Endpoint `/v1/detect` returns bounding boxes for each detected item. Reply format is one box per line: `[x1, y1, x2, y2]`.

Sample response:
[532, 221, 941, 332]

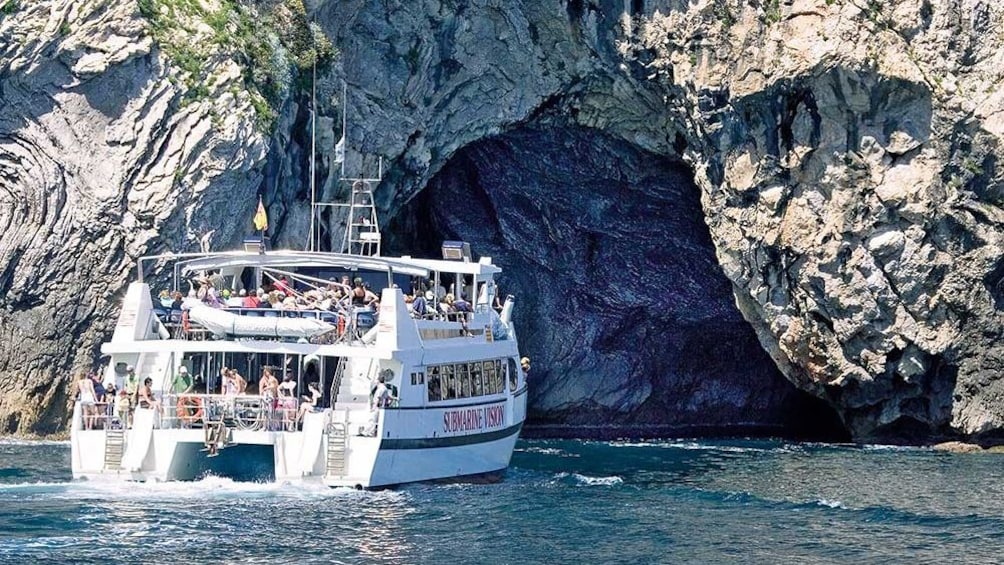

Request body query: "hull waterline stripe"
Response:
[381, 423, 523, 450]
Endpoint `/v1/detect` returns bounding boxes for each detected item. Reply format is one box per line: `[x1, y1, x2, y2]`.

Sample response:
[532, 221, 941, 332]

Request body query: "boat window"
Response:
[443, 365, 456, 400]
[471, 363, 483, 397]
[427, 367, 441, 402]
[493, 360, 504, 394]
[483, 361, 497, 395]
[411, 371, 424, 385]
[508, 358, 518, 391]
[457, 363, 471, 398]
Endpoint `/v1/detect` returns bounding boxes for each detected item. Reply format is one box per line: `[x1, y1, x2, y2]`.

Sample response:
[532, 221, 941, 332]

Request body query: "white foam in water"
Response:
[816, 498, 846, 509]
[605, 440, 781, 454]
[0, 475, 405, 502]
[518, 446, 580, 458]
[552, 472, 623, 486]
[0, 438, 70, 447]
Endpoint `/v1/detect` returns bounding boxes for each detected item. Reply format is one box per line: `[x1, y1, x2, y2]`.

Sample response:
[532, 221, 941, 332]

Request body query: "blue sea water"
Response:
[1, 438, 1003, 564]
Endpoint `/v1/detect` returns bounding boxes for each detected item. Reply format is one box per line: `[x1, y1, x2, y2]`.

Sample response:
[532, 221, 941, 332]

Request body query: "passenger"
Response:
[279, 372, 296, 397]
[371, 374, 396, 409]
[75, 372, 97, 430]
[225, 289, 244, 308]
[124, 365, 139, 403]
[259, 367, 278, 399]
[218, 366, 230, 394]
[91, 373, 106, 427]
[231, 369, 247, 394]
[104, 383, 117, 421]
[171, 291, 184, 311]
[209, 270, 226, 291]
[138, 377, 161, 412]
[260, 368, 279, 429]
[279, 372, 297, 430]
[115, 388, 130, 428]
[297, 382, 323, 425]
[521, 357, 531, 377]
[243, 288, 261, 308]
[274, 276, 291, 295]
[363, 375, 396, 436]
[411, 291, 429, 318]
[172, 366, 193, 394]
[158, 290, 173, 308]
[351, 278, 367, 306]
[222, 371, 238, 396]
[439, 293, 456, 316]
[453, 293, 472, 313]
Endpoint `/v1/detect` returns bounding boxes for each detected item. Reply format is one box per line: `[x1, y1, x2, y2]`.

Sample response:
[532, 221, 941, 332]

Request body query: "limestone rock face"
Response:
[626, 0, 1004, 441]
[2, 0, 1003, 442]
[0, 0, 266, 433]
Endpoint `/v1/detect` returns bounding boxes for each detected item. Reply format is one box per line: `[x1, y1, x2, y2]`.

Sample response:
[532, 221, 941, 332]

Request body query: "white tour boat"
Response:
[70, 178, 528, 488]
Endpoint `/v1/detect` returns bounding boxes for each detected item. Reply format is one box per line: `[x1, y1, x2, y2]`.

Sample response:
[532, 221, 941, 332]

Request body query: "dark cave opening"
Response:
[387, 124, 848, 441]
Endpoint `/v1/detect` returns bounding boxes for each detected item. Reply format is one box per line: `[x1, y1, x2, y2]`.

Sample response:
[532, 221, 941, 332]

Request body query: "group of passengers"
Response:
[73, 366, 161, 430]
[156, 273, 382, 319]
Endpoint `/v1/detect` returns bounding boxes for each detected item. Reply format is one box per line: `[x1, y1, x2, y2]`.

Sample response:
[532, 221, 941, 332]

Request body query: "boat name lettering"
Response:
[442, 404, 505, 434]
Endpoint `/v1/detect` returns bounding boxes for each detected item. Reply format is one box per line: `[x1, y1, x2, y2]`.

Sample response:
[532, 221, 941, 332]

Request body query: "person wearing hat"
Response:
[172, 365, 193, 394]
[124, 365, 139, 400]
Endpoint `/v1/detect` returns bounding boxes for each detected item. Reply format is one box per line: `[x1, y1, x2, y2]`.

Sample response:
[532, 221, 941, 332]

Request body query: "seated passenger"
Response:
[411, 292, 429, 317]
[226, 289, 244, 308]
[242, 288, 260, 308]
[138, 378, 161, 412]
[274, 276, 291, 295]
[171, 291, 184, 311]
[439, 293, 456, 315]
[297, 382, 323, 425]
[453, 294, 472, 313]
[158, 290, 173, 309]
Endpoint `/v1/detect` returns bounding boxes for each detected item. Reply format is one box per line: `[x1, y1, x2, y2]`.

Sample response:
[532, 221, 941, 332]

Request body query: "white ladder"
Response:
[104, 427, 124, 470]
[325, 423, 347, 477]
[341, 180, 381, 256]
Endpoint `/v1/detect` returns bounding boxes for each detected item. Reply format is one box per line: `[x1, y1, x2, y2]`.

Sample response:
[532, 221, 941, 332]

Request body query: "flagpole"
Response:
[308, 55, 317, 252]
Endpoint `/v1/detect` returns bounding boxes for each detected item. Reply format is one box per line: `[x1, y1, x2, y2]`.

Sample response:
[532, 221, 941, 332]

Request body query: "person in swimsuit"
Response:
[138, 377, 161, 412]
[75, 372, 97, 430]
[296, 382, 323, 427]
[259, 368, 279, 430]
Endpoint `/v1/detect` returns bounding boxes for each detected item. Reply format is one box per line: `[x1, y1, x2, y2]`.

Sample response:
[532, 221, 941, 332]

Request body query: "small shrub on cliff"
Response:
[137, 0, 335, 131]
[0, 0, 19, 17]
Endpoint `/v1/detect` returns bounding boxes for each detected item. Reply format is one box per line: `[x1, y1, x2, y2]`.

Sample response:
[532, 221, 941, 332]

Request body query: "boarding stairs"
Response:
[325, 422, 347, 477]
[104, 427, 124, 471]
[341, 181, 381, 256]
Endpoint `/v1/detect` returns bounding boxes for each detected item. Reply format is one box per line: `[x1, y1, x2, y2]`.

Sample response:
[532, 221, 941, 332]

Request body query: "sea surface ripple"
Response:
[1, 438, 1002, 563]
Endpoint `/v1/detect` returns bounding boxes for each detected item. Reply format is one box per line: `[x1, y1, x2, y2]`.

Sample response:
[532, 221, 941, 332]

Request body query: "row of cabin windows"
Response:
[418, 359, 519, 402]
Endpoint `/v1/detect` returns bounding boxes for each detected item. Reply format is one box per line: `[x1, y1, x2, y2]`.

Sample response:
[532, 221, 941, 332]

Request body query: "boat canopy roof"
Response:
[138, 250, 502, 282]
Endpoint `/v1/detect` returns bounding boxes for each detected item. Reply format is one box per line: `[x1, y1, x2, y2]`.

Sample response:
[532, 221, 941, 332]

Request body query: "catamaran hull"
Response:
[71, 426, 523, 489]
[325, 424, 523, 489]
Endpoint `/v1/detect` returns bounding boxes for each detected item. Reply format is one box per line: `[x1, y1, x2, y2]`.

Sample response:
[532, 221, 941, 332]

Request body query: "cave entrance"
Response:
[387, 124, 847, 441]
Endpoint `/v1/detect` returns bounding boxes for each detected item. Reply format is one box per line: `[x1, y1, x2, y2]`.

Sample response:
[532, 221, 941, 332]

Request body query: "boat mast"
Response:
[307, 57, 317, 252]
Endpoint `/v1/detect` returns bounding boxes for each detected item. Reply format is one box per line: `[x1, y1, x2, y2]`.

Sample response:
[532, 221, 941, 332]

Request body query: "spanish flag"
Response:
[253, 196, 268, 231]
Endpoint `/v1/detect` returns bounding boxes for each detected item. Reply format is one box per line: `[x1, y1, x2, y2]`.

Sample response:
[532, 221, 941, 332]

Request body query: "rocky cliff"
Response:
[1, 0, 1000, 442]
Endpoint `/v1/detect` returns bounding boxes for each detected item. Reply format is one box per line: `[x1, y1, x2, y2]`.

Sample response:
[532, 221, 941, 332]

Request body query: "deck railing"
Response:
[74, 394, 309, 432]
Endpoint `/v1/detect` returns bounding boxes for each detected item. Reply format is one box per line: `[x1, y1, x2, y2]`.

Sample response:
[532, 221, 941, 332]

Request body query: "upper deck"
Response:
[108, 247, 515, 358]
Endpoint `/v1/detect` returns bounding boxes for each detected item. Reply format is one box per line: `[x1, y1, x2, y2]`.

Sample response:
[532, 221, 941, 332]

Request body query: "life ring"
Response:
[176, 395, 204, 423]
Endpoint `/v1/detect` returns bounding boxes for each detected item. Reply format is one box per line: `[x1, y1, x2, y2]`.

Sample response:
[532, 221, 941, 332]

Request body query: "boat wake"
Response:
[0, 475, 405, 502]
